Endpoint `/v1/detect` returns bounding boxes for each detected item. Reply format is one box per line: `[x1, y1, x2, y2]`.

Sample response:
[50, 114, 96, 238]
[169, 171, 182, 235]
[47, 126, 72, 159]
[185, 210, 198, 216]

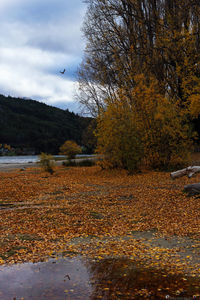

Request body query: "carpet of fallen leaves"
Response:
[0, 165, 200, 277]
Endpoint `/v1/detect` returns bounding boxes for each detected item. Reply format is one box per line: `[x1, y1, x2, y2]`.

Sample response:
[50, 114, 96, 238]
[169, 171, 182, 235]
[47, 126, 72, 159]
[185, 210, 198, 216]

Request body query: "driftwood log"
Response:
[170, 166, 200, 179]
[170, 166, 200, 196]
[183, 183, 200, 196]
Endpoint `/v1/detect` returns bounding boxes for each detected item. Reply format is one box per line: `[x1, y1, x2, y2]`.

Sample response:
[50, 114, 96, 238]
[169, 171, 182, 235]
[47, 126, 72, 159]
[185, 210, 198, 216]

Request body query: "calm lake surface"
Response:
[0, 155, 39, 164]
[0, 257, 199, 300]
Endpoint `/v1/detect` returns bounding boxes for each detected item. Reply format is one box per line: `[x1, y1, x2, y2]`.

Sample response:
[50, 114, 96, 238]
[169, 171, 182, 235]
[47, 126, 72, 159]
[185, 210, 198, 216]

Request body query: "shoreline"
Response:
[0, 161, 64, 172]
[0, 158, 96, 172]
[0, 162, 39, 172]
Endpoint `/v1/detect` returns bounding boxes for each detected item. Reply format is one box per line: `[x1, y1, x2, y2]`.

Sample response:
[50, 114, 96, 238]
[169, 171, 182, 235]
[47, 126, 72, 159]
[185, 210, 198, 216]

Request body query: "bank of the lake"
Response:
[0, 155, 96, 172]
[0, 166, 200, 298]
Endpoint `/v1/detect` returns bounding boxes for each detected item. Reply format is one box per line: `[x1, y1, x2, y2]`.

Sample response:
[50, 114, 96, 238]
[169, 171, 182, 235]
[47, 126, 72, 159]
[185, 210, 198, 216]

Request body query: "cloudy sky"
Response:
[0, 0, 87, 112]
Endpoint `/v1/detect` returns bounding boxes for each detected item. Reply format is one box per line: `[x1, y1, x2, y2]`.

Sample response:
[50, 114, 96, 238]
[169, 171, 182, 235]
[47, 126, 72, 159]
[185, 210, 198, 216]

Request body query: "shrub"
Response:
[39, 153, 55, 174]
[96, 75, 193, 171]
[59, 140, 82, 160]
[96, 102, 143, 173]
[77, 159, 95, 167]
[62, 159, 95, 167]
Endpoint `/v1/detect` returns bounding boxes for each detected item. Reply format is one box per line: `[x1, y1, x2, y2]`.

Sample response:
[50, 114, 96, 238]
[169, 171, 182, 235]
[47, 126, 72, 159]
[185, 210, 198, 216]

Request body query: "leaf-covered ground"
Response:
[0, 165, 200, 278]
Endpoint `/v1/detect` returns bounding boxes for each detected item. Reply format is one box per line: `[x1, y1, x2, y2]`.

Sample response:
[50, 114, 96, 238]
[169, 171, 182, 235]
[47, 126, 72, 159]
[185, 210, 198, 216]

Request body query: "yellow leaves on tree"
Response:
[78, 0, 200, 171]
[96, 75, 192, 171]
[96, 101, 143, 172]
[59, 140, 82, 160]
[172, 30, 200, 119]
[133, 75, 192, 168]
[189, 94, 200, 118]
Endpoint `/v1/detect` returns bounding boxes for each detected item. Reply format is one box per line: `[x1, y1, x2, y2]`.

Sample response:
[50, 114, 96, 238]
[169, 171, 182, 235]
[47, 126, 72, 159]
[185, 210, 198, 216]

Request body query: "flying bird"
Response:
[60, 69, 66, 74]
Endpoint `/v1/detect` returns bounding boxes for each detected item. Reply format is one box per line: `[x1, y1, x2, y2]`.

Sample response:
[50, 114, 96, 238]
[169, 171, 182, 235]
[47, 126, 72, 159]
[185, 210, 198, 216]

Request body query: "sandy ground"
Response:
[0, 160, 64, 172]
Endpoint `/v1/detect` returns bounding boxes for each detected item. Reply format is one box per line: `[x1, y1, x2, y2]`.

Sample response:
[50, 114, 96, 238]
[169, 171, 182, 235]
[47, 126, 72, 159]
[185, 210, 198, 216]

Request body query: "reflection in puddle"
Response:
[88, 258, 200, 299]
[0, 257, 199, 299]
[0, 257, 91, 300]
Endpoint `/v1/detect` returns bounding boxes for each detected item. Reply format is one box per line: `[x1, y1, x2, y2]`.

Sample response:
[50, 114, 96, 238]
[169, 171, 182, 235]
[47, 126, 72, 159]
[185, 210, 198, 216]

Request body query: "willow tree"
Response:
[78, 0, 200, 170]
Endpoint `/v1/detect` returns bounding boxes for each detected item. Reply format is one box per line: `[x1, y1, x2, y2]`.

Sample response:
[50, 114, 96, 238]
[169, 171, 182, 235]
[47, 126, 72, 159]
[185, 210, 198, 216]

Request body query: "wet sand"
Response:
[0, 162, 37, 172]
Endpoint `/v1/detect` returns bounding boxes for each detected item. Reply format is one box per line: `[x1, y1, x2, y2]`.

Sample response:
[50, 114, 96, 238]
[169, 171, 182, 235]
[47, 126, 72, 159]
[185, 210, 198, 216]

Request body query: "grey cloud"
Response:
[0, 0, 87, 112]
[27, 20, 85, 55]
[3, 0, 86, 23]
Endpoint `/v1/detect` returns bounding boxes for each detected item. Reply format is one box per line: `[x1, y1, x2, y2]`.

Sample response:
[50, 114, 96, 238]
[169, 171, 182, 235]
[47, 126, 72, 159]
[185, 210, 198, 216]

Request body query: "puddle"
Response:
[0, 257, 91, 300]
[0, 257, 200, 299]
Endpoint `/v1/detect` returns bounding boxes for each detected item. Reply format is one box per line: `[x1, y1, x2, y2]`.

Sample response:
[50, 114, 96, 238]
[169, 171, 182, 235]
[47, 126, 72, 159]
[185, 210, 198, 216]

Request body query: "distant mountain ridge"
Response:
[0, 94, 91, 154]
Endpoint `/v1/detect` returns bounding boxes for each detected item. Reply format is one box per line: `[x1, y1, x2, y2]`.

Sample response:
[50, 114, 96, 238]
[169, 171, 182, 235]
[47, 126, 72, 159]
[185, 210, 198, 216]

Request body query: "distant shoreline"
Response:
[0, 157, 97, 172]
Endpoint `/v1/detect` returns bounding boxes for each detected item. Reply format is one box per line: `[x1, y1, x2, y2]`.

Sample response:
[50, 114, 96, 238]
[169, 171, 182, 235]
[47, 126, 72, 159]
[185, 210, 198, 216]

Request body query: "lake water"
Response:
[0, 155, 39, 164]
[0, 256, 199, 299]
[0, 154, 94, 164]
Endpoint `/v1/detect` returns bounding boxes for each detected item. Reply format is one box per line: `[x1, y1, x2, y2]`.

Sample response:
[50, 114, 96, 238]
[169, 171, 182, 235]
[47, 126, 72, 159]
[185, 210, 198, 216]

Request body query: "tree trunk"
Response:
[171, 166, 200, 196]
[170, 166, 200, 179]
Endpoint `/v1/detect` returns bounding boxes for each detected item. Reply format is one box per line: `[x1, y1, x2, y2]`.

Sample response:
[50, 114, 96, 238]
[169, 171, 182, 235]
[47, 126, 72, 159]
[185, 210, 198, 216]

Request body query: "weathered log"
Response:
[184, 183, 200, 196]
[170, 166, 200, 179]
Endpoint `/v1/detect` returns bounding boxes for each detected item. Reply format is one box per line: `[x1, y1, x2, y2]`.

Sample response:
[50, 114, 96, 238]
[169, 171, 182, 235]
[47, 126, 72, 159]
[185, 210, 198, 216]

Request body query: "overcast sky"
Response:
[0, 0, 87, 112]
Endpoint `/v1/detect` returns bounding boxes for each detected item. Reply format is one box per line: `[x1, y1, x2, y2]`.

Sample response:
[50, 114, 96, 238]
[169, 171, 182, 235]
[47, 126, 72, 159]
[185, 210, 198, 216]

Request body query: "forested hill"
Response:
[0, 94, 92, 154]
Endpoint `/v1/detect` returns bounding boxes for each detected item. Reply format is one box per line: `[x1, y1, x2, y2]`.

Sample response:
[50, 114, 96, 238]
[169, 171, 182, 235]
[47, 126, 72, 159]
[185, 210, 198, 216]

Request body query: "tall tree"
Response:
[78, 0, 200, 113]
[78, 0, 200, 169]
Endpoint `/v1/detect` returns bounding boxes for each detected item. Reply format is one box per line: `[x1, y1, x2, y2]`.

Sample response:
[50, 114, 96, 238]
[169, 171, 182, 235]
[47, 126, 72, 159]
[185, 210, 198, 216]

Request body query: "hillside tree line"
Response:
[0, 95, 94, 154]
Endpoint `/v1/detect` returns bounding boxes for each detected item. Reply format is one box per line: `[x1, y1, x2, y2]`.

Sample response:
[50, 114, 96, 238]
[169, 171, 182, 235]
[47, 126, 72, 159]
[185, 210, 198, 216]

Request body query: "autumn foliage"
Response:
[96, 98, 143, 172]
[1, 164, 200, 280]
[78, 0, 200, 171]
[59, 140, 82, 160]
[96, 75, 192, 171]
[39, 152, 55, 174]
